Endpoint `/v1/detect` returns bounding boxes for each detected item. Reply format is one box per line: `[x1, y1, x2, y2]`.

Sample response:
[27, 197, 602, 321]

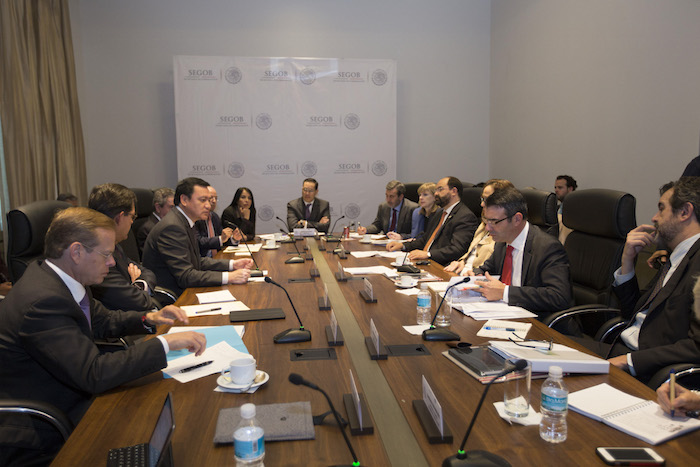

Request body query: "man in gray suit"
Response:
[142, 177, 253, 297]
[357, 180, 418, 239]
[287, 178, 331, 233]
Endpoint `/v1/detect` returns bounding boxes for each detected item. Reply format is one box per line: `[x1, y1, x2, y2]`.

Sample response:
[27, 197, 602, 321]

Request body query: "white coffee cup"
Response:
[221, 356, 256, 385]
[274, 232, 283, 241]
[265, 238, 276, 248]
[399, 275, 414, 287]
[362, 234, 371, 242]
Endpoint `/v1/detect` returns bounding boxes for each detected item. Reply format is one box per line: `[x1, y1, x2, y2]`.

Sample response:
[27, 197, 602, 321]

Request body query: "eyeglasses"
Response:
[481, 214, 513, 226]
[509, 335, 554, 352]
[302, 188, 316, 193]
[78, 242, 114, 260]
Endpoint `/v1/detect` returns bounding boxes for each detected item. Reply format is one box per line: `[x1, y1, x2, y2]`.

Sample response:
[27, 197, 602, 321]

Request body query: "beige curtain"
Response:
[0, 0, 86, 209]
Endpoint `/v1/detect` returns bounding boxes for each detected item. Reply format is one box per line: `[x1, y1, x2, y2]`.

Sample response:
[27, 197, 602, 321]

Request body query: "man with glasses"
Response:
[0, 207, 206, 464]
[143, 178, 253, 298]
[88, 183, 158, 312]
[357, 180, 418, 240]
[287, 178, 331, 233]
[469, 186, 572, 317]
[386, 177, 478, 265]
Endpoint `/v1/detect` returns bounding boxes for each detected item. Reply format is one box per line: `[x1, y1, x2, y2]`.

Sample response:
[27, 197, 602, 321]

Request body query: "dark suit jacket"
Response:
[90, 244, 157, 311]
[612, 238, 700, 381]
[365, 199, 419, 238]
[475, 224, 573, 316]
[404, 202, 478, 265]
[136, 213, 159, 255]
[0, 261, 165, 454]
[221, 206, 256, 241]
[142, 208, 231, 297]
[287, 197, 330, 233]
[194, 212, 231, 256]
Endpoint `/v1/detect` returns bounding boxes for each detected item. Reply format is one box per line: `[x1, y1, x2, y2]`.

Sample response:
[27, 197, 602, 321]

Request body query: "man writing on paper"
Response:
[0, 207, 206, 465]
[468, 187, 573, 317]
[386, 176, 478, 265]
[357, 180, 418, 240]
[602, 177, 700, 383]
[143, 178, 253, 298]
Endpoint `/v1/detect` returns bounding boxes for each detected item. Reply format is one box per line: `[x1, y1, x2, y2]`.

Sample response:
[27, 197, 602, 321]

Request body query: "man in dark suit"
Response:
[0, 207, 205, 465]
[602, 177, 700, 383]
[470, 186, 573, 317]
[357, 180, 418, 239]
[194, 185, 240, 257]
[88, 183, 158, 311]
[136, 187, 174, 254]
[287, 178, 330, 233]
[387, 176, 478, 265]
[142, 177, 253, 297]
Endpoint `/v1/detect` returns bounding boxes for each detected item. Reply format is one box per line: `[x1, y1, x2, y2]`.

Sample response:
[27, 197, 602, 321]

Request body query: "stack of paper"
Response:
[457, 302, 537, 320]
[476, 319, 532, 340]
[489, 340, 609, 374]
[181, 291, 251, 317]
[224, 243, 262, 254]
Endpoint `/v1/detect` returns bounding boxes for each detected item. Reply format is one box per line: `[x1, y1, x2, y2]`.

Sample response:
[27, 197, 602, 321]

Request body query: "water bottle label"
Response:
[417, 296, 430, 307]
[234, 437, 265, 460]
[541, 393, 567, 412]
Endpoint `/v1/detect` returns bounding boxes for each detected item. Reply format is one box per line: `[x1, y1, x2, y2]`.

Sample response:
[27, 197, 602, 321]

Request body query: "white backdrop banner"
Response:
[173, 56, 397, 234]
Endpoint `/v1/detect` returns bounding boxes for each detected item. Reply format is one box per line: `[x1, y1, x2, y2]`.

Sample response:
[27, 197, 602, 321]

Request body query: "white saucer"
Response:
[217, 370, 269, 390]
[261, 245, 279, 250]
[395, 280, 418, 289]
[359, 239, 373, 244]
[391, 261, 413, 267]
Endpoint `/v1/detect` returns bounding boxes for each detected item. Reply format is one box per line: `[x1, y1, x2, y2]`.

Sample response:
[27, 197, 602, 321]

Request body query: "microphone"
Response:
[444, 359, 527, 466]
[224, 220, 263, 277]
[289, 373, 360, 467]
[327, 215, 346, 241]
[422, 277, 470, 341]
[276, 216, 296, 244]
[281, 229, 305, 264]
[264, 277, 311, 343]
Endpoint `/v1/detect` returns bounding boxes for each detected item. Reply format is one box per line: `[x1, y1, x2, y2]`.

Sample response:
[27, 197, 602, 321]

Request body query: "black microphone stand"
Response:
[326, 215, 346, 242]
[265, 277, 311, 343]
[275, 216, 296, 243]
[422, 278, 470, 341]
[223, 220, 263, 277]
[282, 229, 305, 264]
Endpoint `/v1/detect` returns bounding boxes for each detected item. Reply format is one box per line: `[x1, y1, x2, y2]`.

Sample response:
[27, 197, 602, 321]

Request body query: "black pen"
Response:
[195, 307, 221, 314]
[179, 360, 213, 373]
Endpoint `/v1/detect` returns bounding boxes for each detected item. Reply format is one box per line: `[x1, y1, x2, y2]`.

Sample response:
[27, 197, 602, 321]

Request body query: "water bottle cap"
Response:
[548, 365, 563, 377]
[240, 403, 256, 419]
[420, 282, 428, 290]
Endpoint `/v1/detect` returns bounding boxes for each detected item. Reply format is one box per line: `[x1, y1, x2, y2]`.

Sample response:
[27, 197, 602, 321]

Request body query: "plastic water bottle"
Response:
[416, 283, 432, 325]
[234, 403, 265, 466]
[539, 365, 568, 443]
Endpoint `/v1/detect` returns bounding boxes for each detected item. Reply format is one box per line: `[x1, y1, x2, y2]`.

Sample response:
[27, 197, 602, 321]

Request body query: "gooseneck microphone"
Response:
[281, 229, 305, 264]
[264, 277, 311, 343]
[327, 215, 346, 242]
[223, 220, 263, 277]
[289, 373, 360, 467]
[422, 277, 470, 341]
[443, 359, 527, 467]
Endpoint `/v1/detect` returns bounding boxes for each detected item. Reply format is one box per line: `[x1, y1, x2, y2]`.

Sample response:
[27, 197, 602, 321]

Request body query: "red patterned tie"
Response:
[389, 209, 397, 232]
[501, 245, 514, 286]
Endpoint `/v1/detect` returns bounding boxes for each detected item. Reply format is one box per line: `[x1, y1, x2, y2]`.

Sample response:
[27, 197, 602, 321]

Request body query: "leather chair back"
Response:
[462, 186, 483, 219]
[403, 183, 421, 204]
[6, 200, 71, 282]
[520, 188, 557, 232]
[125, 188, 154, 260]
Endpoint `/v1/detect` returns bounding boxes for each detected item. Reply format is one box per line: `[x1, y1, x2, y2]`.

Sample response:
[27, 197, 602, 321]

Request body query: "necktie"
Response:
[79, 293, 91, 328]
[501, 245, 514, 286]
[305, 203, 311, 220]
[207, 215, 216, 257]
[639, 259, 672, 311]
[423, 211, 448, 251]
[389, 208, 398, 232]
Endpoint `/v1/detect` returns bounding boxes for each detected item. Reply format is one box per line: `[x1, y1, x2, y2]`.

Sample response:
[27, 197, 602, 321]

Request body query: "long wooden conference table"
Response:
[52, 236, 700, 466]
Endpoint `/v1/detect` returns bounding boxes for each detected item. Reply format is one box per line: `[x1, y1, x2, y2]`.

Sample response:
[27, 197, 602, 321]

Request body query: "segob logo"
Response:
[217, 115, 248, 127]
[372, 69, 388, 86]
[185, 69, 217, 81]
[299, 68, 316, 85]
[188, 164, 220, 176]
[334, 71, 365, 83]
[306, 115, 337, 127]
[372, 160, 388, 176]
[225, 67, 242, 84]
[301, 161, 318, 177]
[345, 203, 361, 220]
[256, 113, 272, 130]
[258, 205, 274, 222]
[344, 113, 360, 130]
[227, 162, 245, 178]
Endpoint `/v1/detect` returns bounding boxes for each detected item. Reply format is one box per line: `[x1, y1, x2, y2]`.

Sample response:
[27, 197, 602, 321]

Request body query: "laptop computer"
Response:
[107, 392, 175, 467]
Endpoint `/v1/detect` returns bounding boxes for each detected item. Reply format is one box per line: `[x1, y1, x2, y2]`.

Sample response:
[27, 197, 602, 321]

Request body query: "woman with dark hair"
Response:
[222, 187, 256, 241]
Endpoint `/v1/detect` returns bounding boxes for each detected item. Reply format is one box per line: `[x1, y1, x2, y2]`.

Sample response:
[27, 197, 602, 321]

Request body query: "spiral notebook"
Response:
[568, 383, 700, 445]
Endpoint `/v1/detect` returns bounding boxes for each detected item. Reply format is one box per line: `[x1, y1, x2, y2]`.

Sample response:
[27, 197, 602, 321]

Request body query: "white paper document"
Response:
[377, 251, 406, 259]
[349, 251, 379, 258]
[457, 302, 538, 320]
[493, 402, 541, 426]
[403, 324, 431, 335]
[477, 319, 532, 340]
[164, 341, 249, 383]
[396, 287, 420, 296]
[224, 243, 262, 253]
[344, 266, 395, 275]
[167, 325, 245, 338]
[196, 290, 236, 304]
[181, 301, 250, 317]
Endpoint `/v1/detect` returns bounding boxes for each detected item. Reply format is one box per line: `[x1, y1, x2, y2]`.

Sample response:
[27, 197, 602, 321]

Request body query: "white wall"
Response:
[490, 0, 700, 222]
[70, 0, 492, 197]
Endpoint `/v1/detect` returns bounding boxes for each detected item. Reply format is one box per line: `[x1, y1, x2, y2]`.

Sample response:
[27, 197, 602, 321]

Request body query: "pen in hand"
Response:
[179, 360, 213, 373]
[670, 369, 676, 418]
[195, 307, 222, 314]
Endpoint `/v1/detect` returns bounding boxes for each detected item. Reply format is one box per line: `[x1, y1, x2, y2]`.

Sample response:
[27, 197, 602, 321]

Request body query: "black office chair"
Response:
[6, 200, 71, 282]
[462, 186, 483, 219]
[647, 364, 700, 391]
[543, 189, 636, 337]
[129, 188, 155, 259]
[403, 183, 422, 204]
[519, 188, 557, 233]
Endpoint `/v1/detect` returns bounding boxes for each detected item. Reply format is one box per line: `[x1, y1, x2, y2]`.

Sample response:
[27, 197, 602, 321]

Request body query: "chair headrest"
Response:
[131, 188, 155, 218]
[520, 188, 557, 226]
[6, 200, 71, 256]
[562, 189, 636, 239]
[462, 187, 483, 219]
